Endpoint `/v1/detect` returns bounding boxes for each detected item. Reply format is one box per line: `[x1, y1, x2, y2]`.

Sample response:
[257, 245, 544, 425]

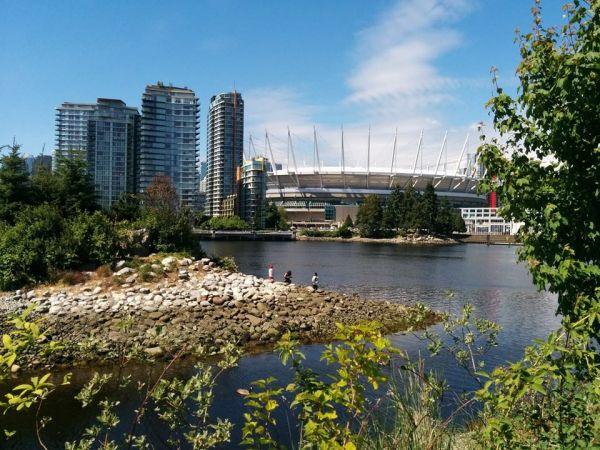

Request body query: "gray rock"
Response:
[144, 346, 164, 357]
[161, 256, 177, 267]
[115, 260, 127, 269]
[115, 267, 134, 277]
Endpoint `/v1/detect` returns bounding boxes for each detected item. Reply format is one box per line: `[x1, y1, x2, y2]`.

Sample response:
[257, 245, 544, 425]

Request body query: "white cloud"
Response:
[347, 0, 472, 109]
[245, 0, 479, 171]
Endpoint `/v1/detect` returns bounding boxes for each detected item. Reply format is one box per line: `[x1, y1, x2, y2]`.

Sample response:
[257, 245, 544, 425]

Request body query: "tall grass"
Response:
[361, 361, 472, 450]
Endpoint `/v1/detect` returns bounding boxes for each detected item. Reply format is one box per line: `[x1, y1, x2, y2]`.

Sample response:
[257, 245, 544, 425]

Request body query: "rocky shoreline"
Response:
[0, 256, 438, 370]
[297, 234, 458, 245]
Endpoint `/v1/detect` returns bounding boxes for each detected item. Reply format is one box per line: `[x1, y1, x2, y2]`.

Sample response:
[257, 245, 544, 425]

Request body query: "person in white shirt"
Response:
[311, 272, 319, 291]
[268, 264, 274, 283]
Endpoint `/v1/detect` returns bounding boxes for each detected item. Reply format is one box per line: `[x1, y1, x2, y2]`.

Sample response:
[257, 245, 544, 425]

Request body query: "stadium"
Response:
[262, 130, 488, 224]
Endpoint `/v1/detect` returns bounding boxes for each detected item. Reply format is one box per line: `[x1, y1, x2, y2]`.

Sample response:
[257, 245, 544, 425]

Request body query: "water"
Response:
[3, 242, 560, 448]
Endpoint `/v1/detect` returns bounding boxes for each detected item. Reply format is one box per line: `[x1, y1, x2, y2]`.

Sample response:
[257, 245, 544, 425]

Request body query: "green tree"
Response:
[476, 1, 600, 447]
[0, 205, 65, 290]
[342, 214, 354, 228]
[356, 195, 383, 238]
[109, 193, 141, 222]
[435, 198, 464, 235]
[400, 185, 421, 230]
[54, 153, 98, 215]
[0, 144, 31, 224]
[420, 183, 438, 232]
[382, 186, 404, 231]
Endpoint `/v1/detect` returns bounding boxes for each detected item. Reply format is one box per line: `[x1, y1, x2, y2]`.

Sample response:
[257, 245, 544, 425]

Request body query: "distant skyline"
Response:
[1, 0, 565, 169]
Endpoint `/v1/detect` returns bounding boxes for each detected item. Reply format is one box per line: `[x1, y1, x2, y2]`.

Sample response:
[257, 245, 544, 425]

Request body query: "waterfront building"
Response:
[240, 156, 268, 228]
[460, 207, 522, 235]
[140, 82, 200, 208]
[54, 99, 140, 208]
[205, 91, 244, 216]
[54, 102, 95, 170]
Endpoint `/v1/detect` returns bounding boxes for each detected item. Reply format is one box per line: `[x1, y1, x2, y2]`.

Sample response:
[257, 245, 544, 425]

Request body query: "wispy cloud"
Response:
[347, 0, 473, 110]
[245, 0, 479, 169]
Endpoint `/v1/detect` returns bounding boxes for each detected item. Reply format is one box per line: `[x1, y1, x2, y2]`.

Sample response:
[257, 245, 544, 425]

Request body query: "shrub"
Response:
[205, 215, 249, 231]
[137, 207, 198, 254]
[62, 211, 119, 267]
[218, 256, 238, 272]
[0, 205, 65, 290]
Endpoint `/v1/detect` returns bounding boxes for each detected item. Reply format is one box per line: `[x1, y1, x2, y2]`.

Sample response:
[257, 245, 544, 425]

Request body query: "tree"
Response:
[420, 183, 438, 232]
[144, 175, 179, 214]
[476, 2, 600, 446]
[400, 185, 421, 230]
[0, 144, 31, 223]
[342, 214, 354, 228]
[110, 193, 141, 222]
[435, 198, 464, 235]
[382, 186, 404, 231]
[356, 195, 383, 238]
[479, 0, 599, 323]
[54, 152, 98, 215]
[264, 203, 289, 230]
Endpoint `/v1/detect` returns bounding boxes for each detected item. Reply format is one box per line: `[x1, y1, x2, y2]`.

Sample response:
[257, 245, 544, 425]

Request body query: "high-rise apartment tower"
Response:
[54, 99, 140, 208]
[139, 82, 200, 208]
[205, 91, 244, 216]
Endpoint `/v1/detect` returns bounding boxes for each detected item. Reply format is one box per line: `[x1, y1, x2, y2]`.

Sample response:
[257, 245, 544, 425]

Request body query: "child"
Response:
[311, 272, 319, 290]
[268, 264, 274, 283]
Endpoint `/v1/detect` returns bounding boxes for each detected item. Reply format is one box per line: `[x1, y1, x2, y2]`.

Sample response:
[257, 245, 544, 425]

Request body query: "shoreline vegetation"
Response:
[0, 254, 439, 373]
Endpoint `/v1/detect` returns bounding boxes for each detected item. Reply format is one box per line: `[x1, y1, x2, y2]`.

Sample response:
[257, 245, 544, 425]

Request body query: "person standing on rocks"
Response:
[311, 272, 319, 291]
[268, 264, 274, 283]
[283, 270, 292, 284]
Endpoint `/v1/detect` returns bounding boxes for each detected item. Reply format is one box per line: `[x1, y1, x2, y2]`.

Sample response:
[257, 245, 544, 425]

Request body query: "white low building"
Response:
[460, 207, 522, 235]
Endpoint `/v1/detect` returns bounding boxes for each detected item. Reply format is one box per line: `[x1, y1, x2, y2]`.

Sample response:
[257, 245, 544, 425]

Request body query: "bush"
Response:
[205, 215, 249, 231]
[62, 211, 120, 267]
[137, 207, 198, 254]
[0, 205, 65, 290]
[218, 256, 238, 272]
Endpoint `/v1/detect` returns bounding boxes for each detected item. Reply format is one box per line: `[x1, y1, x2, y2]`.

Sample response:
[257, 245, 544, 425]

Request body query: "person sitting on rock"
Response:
[283, 270, 292, 284]
[311, 272, 319, 291]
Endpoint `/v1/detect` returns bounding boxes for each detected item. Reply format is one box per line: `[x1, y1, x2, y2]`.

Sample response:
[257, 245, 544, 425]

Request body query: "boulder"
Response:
[114, 267, 134, 277]
[144, 346, 164, 358]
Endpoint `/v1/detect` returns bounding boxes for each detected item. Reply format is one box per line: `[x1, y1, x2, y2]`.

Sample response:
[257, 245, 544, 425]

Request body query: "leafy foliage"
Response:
[475, 1, 600, 447]
[204, 215, 250, 231]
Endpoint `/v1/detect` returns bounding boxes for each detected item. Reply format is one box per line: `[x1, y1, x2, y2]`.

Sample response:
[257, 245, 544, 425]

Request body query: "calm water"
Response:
[3, 242, 560, 449]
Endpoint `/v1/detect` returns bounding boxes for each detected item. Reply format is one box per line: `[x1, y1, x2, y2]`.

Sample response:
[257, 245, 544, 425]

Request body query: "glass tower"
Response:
[139, 82, 200, 208]
[205, 91, 244, 216]
[54, 99, 140, 208]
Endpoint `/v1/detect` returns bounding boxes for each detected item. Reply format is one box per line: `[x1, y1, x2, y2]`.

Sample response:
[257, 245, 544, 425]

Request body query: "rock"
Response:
[161, 256, 177, 267]
[179, 258, 192, 267]
[212, 296, 226, 306]
[115, 260, 127, 269]
[115, 267, 134, 277]
[144, 346, 164, 358]
[246, 314, 263, 327]
[148, 311, 164, 320]
[92, 286, 103, 295]
[200, 300, 211, 307]
[10, 364, 20, 373]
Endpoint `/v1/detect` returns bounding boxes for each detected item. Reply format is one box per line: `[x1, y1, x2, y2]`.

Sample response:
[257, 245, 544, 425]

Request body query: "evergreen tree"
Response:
[342, 214, 354, 228]
[54, 152, 98, 215]
[356, 195, 383, 238]
[420, 183, 438, 232]
[400, 185, 421, 230]
[382, 186, 404, 231]
[0, 144, 31, 223]
[110, 193, 141, 222]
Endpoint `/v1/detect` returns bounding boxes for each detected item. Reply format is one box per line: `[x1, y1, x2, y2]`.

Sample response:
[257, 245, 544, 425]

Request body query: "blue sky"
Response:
[0, 0, 565, 169]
